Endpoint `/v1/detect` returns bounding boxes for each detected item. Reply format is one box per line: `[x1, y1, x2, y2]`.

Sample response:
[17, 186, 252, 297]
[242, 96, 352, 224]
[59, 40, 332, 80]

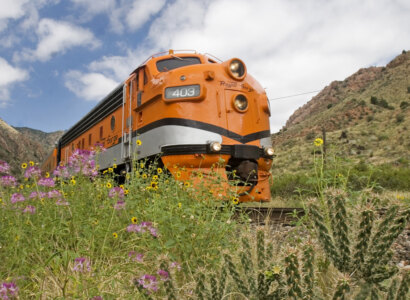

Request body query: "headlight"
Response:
[233, 94, 248, 112]
[264, 147, 275, 156]
[227, 58, 246, 80]
[209, 141, 222, 152]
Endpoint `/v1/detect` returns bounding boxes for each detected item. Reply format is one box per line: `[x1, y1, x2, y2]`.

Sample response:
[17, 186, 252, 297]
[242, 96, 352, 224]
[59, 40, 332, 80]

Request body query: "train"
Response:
[42, 50, 274, 202]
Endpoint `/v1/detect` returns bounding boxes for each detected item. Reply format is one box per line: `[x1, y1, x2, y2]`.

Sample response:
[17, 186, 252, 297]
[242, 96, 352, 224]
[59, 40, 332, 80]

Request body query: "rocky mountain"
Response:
[271, 50, 409, 174]
[0, 118, 63, 175]
[14, 127, 64, 154]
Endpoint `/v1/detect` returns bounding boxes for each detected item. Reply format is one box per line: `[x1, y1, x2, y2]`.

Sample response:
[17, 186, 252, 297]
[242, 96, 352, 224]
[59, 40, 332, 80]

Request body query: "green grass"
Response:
[0, 146, 409, 299]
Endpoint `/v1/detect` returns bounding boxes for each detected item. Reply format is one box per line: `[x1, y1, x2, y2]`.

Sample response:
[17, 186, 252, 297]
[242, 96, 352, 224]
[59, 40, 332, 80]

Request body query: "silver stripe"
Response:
[97, 125, 222, 169]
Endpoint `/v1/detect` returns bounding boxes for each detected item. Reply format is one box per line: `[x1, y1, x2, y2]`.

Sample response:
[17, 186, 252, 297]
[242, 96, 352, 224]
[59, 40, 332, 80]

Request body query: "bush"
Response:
[400, 101, 409, 109]
[396, 114, 405, 123]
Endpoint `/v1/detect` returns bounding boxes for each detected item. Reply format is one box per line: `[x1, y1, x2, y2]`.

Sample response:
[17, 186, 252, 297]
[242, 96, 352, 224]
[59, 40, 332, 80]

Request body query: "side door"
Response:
[121, 74, 136, 161]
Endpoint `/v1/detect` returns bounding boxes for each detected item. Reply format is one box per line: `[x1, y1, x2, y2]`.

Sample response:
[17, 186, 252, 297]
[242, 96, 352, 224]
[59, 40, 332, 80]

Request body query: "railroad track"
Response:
[236, 207, 305, 225]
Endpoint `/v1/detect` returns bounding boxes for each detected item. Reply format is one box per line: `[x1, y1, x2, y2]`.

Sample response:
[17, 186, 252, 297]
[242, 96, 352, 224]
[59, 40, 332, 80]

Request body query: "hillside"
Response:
[271, 51, 409, 194]
[15, 127, 64, 154]
[0, 118, 63, 175]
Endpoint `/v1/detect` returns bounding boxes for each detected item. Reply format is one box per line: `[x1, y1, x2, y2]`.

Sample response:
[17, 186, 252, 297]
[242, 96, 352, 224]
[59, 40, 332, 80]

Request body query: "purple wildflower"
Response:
[170, 262, 182, 271]
[10, 193, 25, 204]
[114, 200, 126, 210]
[23, 205, 36, 214]
[68, 149, 98, 177]
[24, 166, 41, 179]
[128, 251, 144, 262]
[56, 199, 69, 206]
[0, 281, 18, 299]
[93, 143, 106, 153]
[108, 187, 124, 199]
[72, 257, 91, 273]
[48, 190, 62, 198]
[157, 269, 169, 281]
[29, 191, 47, 200]
[127, 222, 158, 237]
[38, 177, 55, 187]
[53, 165, 70, 178]
[0, 175, 17, 187]
[0, 160, 10, 174]
[137, 274, 158, 293]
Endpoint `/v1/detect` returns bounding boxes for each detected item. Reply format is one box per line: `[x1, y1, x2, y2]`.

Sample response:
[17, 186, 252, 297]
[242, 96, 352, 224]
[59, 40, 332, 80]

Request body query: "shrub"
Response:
[400, 101, 409, 109]
[370, 96, 378, 105]
[396, 114, 405, 123]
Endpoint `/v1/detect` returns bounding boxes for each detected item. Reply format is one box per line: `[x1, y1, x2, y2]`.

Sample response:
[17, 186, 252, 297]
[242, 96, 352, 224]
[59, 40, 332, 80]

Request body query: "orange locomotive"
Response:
[42, 50, 274, 202]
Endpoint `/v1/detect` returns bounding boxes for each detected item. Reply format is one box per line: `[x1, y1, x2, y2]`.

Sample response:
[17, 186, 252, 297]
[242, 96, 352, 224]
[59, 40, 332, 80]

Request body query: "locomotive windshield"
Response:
[156, 56, 201, 72]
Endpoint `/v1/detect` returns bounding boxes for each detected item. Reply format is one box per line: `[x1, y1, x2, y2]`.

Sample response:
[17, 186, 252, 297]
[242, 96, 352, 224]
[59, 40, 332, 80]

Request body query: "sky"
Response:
[0, 0, 409, 133]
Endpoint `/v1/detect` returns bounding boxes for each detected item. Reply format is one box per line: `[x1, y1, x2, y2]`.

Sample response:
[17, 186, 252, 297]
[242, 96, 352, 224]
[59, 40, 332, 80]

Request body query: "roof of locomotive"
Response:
[130, 50, 222, 75]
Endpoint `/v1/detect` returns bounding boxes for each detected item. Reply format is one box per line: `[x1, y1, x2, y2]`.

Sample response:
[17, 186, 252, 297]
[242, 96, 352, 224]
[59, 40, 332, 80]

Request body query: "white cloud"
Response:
[0, 57, 29, 105]
[64, 50, 146, 101]
[16, 18, 100, 62]
[125, 0, 166, 30]
[0, 0, 30, 20]
[145, 0, 410, 131]
[65, 70, 118, 101]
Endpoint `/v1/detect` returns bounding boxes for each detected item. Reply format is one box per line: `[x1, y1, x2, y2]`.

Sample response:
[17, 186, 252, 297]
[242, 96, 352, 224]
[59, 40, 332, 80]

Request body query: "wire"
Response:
[268, 90, 322, 101]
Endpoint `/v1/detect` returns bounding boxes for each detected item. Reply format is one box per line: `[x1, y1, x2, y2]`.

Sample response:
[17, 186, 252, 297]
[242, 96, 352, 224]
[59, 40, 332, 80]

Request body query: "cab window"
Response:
[156, 57, 201, 72]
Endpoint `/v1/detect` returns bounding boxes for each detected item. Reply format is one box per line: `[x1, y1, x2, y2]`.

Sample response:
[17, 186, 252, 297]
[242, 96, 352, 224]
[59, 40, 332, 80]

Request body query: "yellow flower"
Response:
[19, 184, 24, 190]
[136, 139, 142, 146]
[119, 185, 124, 189]
[140, 163, 145, 168]
[106, 182, 112, 188]
[152, 175, 158, 181]
[184, 181, 190, 188]
[29, 161, 35, 166]
[113, 164, 117, 169]
[150, 181, 158, 190]
[157, 168, 163, 174]
[178, 202, 182, 208]
[45, 172, 50, 178]
[142, 174, 147, 179]
[176, 171, 181, 178]
[108, 168, 114, 173]
[21, 163, 27, 169]
[124, 189, 129, 195]
[103, 170, 108, 174]
[131, 217, 138, 224]
[197, 172, 203, 179]
[272, 265, 281, 274]
[112, 232, 118, 239]
[93, 219, 99, 225]
[314, 138, 323, 147]
[232, 197, 239, 205]
[70, 179, 76, 185]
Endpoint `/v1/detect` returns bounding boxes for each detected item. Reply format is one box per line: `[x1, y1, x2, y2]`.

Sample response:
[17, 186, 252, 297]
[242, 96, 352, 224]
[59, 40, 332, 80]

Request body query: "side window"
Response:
[88, 134, 92, 146]
[111, 115, 116, 131]
[144, 69, 148, 85]
[99, 126, 103, 139]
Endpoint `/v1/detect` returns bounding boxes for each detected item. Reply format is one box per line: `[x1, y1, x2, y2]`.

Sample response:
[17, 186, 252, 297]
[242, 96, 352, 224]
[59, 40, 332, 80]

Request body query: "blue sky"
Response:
[0, 0, 409, 133]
